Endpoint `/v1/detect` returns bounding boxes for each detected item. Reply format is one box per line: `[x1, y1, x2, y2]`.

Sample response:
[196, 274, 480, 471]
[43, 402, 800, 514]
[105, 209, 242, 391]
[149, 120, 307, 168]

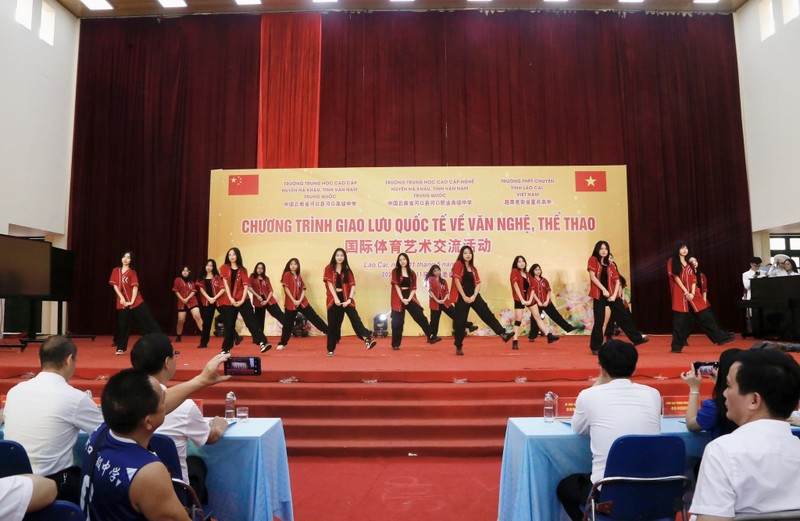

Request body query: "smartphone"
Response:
[692, 361, 719, 376]
[224, 356, 262, 376]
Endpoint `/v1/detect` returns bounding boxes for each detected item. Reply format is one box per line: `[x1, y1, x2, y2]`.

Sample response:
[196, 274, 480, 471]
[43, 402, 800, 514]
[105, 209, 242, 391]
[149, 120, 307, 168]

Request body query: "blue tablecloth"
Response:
[192, 418, 293, 521]
[497, 417, 712, 521]
[2, 418, 294, 521]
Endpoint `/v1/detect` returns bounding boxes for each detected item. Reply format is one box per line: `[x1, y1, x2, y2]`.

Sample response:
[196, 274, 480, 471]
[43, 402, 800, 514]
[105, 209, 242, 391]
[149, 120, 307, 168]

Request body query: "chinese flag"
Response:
[228, 174, 259, 196]
[575, 171, 607, 192]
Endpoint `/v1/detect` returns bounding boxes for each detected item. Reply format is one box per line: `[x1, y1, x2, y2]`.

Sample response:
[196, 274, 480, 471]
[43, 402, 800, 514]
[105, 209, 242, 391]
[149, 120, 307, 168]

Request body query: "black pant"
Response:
[590, 297, 643, 351]
[672, 308, 728, 350]
[528, 302, 575, 339]
[252, 303, 286, 341]
[326, 305, 371, 352]
[116, 302, 161, 351]
[46, 466, 81, 505]
[453, 295, 505, 348]
[220, 304, 267, 350]
[557, 473, 593, 521]
[280, 305, 329, 345]
[198, 305, 216, 346]
[391, 301, 432, 347]
[430, 306, 474, 338]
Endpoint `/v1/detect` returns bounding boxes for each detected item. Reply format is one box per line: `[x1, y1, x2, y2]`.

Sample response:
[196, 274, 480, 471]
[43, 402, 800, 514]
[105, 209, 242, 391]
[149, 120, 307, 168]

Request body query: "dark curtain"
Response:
[318, 11, 750, 333]
[69, 15, 261, 335]
[258, 13, 322, 168]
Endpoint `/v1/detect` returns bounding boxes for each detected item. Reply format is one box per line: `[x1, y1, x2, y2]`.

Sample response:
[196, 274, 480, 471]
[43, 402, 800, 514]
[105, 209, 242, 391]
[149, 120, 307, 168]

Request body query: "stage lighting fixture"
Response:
[373, 313, 389, 338]
[292, 313, 309, 338]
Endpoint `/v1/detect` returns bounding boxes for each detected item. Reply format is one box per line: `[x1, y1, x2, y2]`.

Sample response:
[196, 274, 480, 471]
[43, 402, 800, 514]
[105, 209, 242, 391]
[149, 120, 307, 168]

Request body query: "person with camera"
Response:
[680, 348, 742, 439]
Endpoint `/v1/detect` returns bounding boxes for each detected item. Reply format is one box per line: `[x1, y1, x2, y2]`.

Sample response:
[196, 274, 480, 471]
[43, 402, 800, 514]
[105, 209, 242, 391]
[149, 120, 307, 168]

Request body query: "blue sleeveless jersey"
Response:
[81, 423, 161, 521]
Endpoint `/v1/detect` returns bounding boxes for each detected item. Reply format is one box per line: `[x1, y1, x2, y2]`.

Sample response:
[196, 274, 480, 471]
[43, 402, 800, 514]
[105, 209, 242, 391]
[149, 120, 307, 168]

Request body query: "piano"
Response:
[742, 276, 800, 340]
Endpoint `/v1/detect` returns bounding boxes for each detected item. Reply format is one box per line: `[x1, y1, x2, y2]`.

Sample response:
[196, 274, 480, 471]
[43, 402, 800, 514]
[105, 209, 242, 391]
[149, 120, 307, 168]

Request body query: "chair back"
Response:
[23, 500, 85, 520]
[593, 434, 687, 520]
[148, 434, 183, 480]
[0, 440, 34, 478]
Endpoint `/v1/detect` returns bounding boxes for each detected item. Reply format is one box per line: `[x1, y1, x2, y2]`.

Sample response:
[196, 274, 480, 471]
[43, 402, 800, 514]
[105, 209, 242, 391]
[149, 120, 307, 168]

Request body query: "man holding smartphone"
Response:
[130, 334, 228, 486]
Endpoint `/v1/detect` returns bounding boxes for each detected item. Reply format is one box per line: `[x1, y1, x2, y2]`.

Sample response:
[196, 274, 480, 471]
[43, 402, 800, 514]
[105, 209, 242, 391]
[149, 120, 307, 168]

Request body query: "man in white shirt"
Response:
[0, 474, 57, 521]
[741, 256, 762, 301]
[690, 349, 800, 521]
[557, 340, 662, 521]
[3, 335, 104, 504]
[130, 334, 228, 483]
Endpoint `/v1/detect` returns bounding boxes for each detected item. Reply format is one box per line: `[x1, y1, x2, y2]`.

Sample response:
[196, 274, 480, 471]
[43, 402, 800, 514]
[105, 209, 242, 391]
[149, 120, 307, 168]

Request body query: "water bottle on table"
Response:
[225, 391, 236, 420]
[543, 391, 557, 423]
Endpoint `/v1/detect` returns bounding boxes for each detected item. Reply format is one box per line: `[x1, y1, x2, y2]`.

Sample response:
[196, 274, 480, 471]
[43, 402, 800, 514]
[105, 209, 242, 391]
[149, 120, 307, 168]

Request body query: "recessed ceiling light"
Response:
[619, 0, 644, 3]
[693, 0, 719, 3]
[236, 0, 262, 4]
[80, 0, 113, 9]
[312, 0, 337, 3]
[467, 0, 491, 3]
[390, 0, 414, 3]
[158, 0, 187, 7]
[543, 0, 569, 3]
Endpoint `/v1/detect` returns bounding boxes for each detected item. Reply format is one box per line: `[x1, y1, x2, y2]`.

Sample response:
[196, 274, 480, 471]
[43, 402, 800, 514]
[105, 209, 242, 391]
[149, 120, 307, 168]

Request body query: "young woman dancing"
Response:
[587, 240, 648, 355]
[323, 248, 377, 356]
[667, 243, 733, 353]
[390, 253, 441, 350]
[276, 258, 329, 350]
[196, 258, 224, 349]
[450, 245, 513, 355]
[172, 265, 203, 343]
[249, 262, 285, 343]
[425, 264, 477, 338]
[108, 251, 161, 355]
[509, 256, 559, 350]
[218, 247, 271, 354]
[527, 263, 577, 343]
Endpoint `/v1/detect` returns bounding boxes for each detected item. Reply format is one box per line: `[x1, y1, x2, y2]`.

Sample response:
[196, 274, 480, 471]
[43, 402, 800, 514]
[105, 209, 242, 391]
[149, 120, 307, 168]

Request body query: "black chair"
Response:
[23, 500, 85, 520]
[584, 434, 690, 521]
[149, 434, 209, 521]
[0, 440, 33, 478]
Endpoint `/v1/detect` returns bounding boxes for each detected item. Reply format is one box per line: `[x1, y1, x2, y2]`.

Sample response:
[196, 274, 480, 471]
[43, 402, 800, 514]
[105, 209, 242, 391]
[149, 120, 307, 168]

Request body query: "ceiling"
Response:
[57, 0, 749, 19]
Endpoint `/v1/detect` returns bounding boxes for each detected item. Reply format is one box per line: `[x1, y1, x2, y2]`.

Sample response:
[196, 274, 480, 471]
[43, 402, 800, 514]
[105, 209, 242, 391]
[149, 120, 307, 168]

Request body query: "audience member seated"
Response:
[784, 258, 799, 276]
[0, 474, 57, 521]
[766, 254, 789, 277]
[690, 349, 800, 520]
[3, 336, 103, 503]
[81, 352, 230, 521]
[130, 333, 228, 483]
[556, 340, 662, 521]
[681, 348, 741, 439]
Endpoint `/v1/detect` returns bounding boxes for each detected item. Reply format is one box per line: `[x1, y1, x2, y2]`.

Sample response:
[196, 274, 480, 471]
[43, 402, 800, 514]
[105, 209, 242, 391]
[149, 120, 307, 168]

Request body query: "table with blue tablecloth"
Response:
[2, 417, 293, 521]
[497, 417, 712, 521]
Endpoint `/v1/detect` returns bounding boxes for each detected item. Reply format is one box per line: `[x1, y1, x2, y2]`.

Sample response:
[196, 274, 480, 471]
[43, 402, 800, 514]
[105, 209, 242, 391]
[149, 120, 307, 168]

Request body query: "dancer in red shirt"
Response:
[108, 251, 161, 354]
[510, 256, 559, 350]
[196, 258, 224, 349]
[171, 265, 202, 343]
[276, 258, 329, 350]
[390, 253, 441, 350]
[527, 263, 577, 343]
[425, 264, 477, 338]
[218, 247, 271, 354]
[323, 248, 377, 356]
[450, 245, 513, 355]
[587, 240, 647, 354]
[248, 262, 285, 344]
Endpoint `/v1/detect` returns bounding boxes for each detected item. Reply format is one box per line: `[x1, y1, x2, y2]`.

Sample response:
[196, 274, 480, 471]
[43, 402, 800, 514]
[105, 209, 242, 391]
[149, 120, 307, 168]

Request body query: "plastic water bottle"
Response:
[543, 391, 556, 423]
[225, 391, 236, 420]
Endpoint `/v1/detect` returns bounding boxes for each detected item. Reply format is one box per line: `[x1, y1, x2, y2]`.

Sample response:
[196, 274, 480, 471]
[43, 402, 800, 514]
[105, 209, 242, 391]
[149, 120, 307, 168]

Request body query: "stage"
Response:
[0, 332, 771, 456]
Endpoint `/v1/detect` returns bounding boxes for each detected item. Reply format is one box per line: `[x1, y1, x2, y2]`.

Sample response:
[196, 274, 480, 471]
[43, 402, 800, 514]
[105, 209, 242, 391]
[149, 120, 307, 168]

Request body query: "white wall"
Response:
[735, 0, 800, 232]
[0, 0, 79, 240]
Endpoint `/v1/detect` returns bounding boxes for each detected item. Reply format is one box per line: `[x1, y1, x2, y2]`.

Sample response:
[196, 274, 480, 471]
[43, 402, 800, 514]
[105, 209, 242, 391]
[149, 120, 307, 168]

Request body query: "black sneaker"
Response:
[500, 331, 513, 343]
[455, 347, 464, 356]
[235, 335, 243, 346]
[175, 335, 182, 343]
[634, 335, 650, 346]
[392, 345, 400, 350]
[512, 340, 519, 350]
[467, 324, 479, 333]
[197, 344, 207, 349]
[259, 342, 272, 353]
[327, 351, 335, 357]
[427, 335, 442, 345]
[547, 333, 560, 344]
[365, 337, 377, 350]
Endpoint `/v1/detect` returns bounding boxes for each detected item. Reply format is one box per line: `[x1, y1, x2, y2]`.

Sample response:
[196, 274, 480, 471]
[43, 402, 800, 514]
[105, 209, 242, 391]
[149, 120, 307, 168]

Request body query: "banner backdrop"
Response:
[209, 166, 629, 337]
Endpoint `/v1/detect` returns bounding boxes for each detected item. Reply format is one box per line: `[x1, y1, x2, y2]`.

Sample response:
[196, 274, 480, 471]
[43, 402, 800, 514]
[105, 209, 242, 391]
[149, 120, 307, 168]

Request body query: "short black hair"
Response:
[39, 335, 77, 369]
[101, 368, 160, 434]
[751, 257, 762, 265]
[598, 340, 638, 378]
[130, 333, 174, 376]
[735, 349, 800, 419]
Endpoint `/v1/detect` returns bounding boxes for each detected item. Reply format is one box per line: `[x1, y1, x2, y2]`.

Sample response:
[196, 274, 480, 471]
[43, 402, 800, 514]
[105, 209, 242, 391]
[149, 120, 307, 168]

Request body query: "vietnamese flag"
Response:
[575, 171, 607, 192]
[228, 174, 259, 196]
